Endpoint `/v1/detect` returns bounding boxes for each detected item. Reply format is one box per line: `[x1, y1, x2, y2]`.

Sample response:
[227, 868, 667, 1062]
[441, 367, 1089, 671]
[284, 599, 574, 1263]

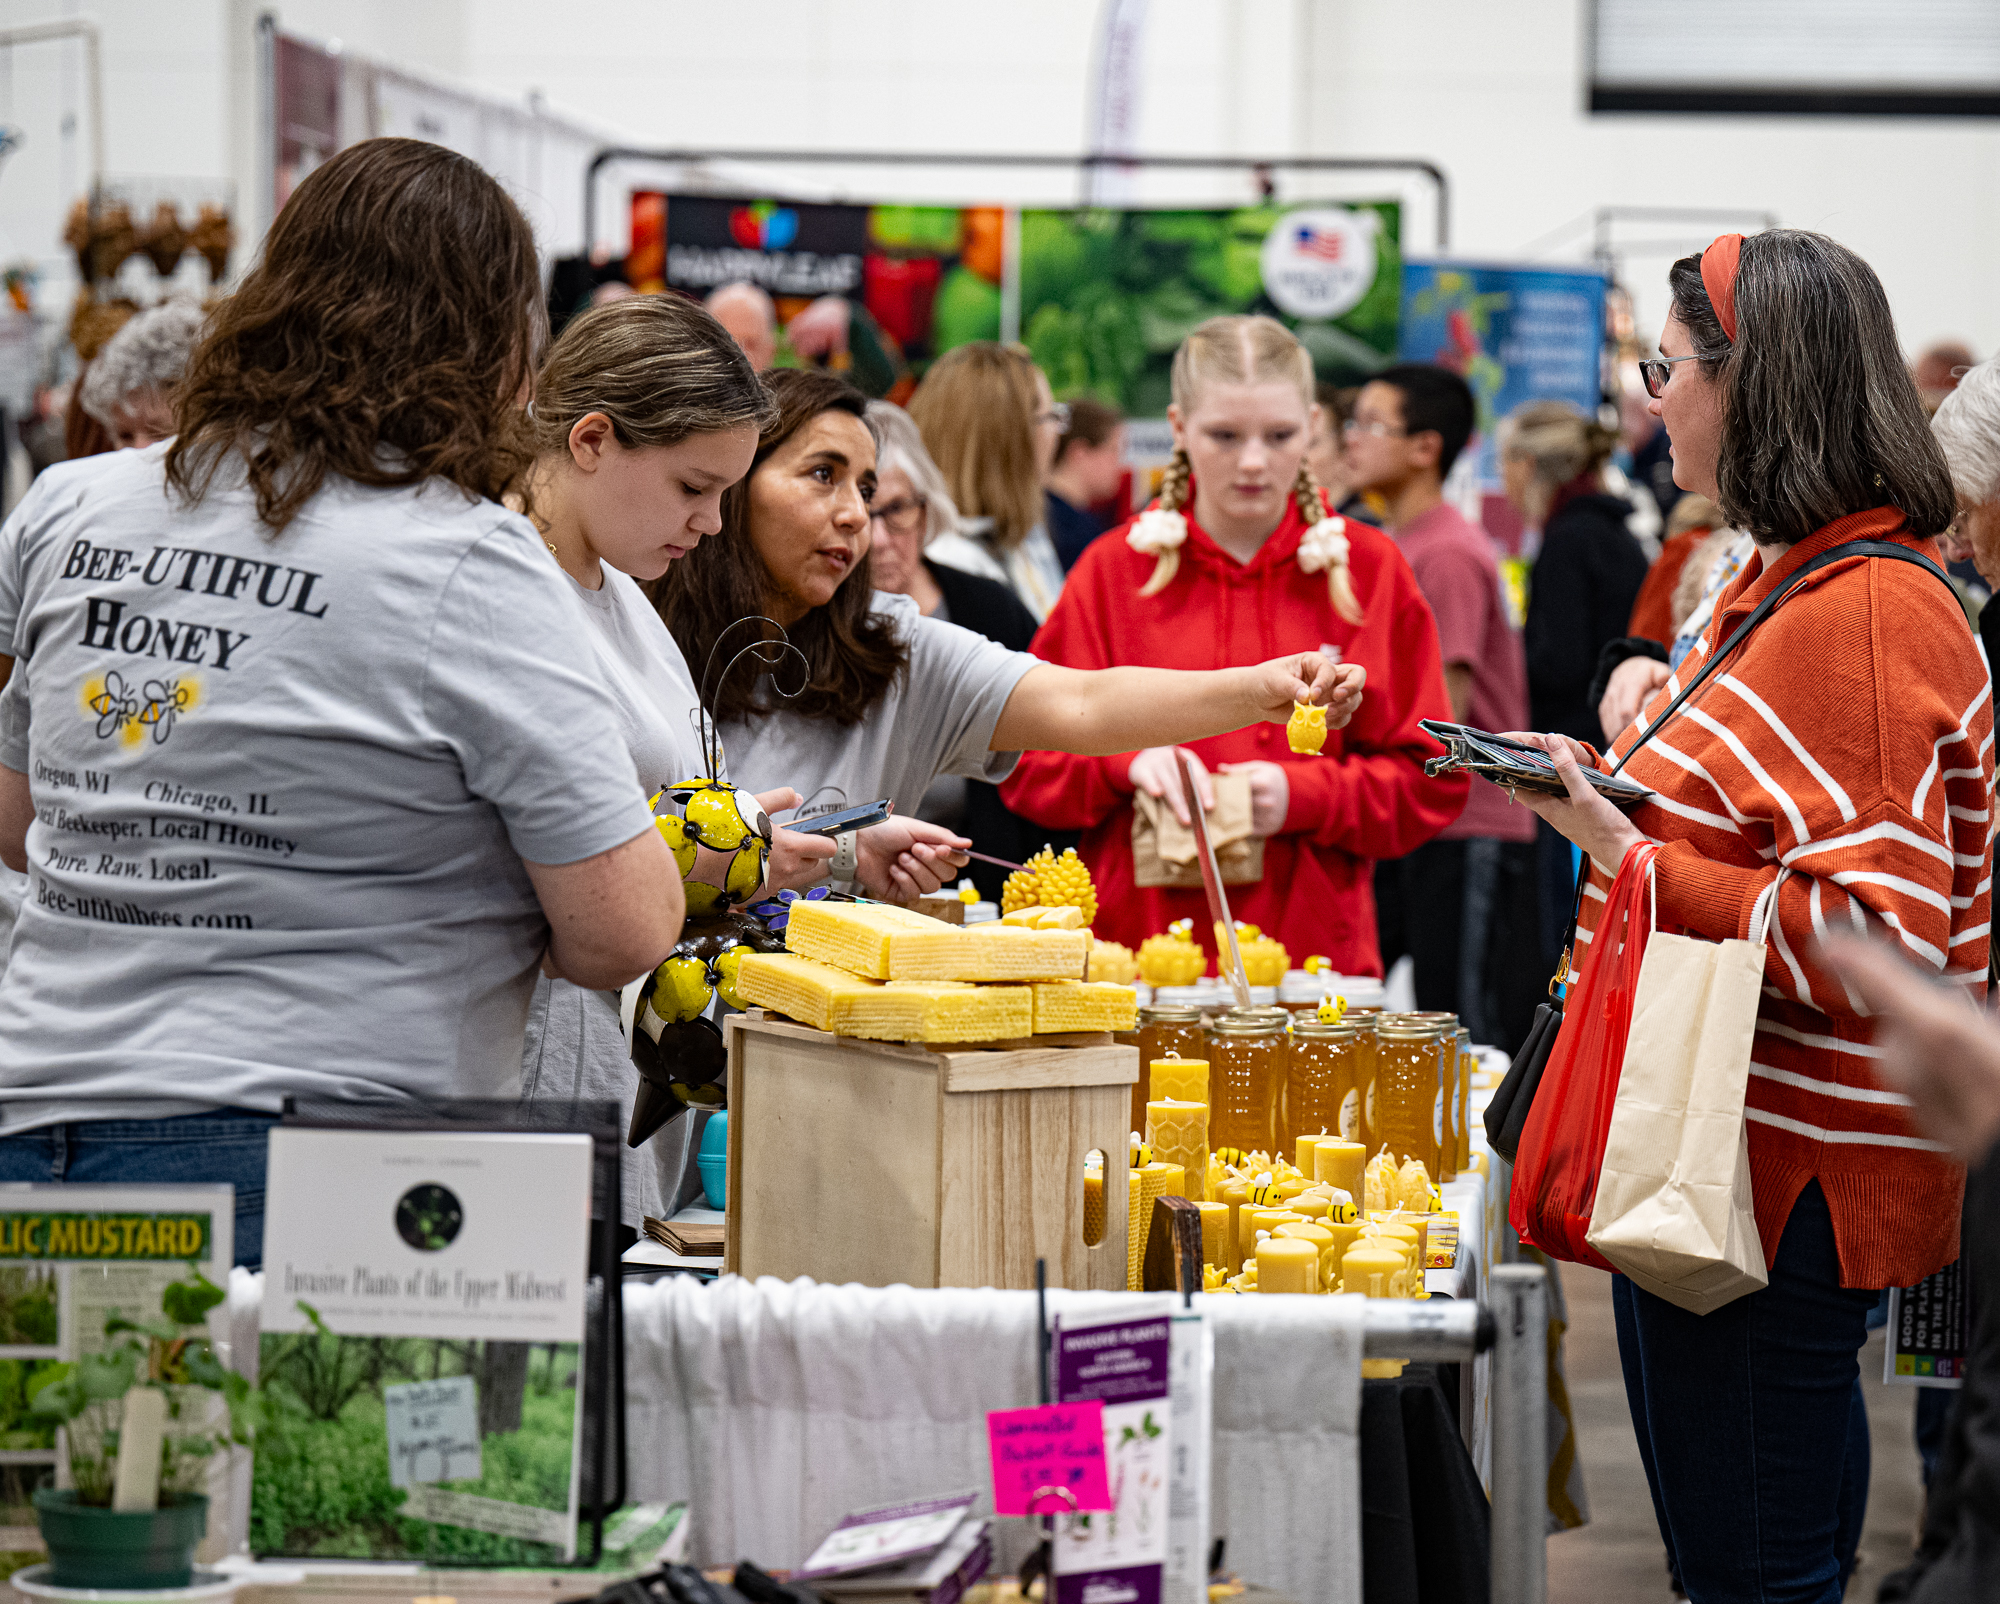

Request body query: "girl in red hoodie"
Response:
[1003, 316, 1466, 974]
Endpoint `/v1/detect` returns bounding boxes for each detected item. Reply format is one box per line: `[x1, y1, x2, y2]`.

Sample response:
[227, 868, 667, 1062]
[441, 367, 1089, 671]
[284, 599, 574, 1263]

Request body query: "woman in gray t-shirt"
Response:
[659, 370, 1366, 873]
[0, 140, 685, 1267]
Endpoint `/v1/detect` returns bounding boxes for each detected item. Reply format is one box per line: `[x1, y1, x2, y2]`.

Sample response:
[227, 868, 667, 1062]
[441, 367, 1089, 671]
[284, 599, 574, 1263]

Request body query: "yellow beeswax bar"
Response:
[1001, 904, 1088, 929]
[895, 923, 1090, 982]
[783, 900, 942, 978]
[1032, 981, 1139, 1033]
[837, 981, 1033, 1043]
[733, 952, 878, 1031]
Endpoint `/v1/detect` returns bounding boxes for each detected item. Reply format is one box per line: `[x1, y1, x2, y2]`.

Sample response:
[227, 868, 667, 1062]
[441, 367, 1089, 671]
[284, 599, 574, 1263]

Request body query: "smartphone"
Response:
[788, 799, 895, 837]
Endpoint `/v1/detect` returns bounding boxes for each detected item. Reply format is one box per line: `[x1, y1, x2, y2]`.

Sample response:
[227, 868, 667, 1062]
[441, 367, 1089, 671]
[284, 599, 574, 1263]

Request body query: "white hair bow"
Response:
[1128, 507, 1189, 597]
[1295, 515, 1351, 577]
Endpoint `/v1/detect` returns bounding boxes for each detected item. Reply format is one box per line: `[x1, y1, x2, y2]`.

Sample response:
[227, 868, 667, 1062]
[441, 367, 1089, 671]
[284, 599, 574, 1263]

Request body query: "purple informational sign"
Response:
[1051, 1314, 1175, 1604]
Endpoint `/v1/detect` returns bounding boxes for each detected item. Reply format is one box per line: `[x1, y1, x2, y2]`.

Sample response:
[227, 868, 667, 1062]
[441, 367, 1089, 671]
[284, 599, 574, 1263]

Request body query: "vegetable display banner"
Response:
[629, 193, 1401, 404]
[1018, 202, 1400, 413]
[1396, 260, 1609, 491]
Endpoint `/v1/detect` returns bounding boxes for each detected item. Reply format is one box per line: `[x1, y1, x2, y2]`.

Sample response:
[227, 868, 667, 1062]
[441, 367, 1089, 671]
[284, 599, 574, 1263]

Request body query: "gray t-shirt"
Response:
[0, 448, 654, 1130]
[720, 591, 1037, 828]
[521, 565, 707, 1228]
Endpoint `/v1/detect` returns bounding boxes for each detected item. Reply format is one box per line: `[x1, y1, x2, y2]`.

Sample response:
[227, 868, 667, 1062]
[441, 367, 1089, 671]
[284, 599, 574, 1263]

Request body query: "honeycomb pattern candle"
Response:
[1145, 1098, 1209, 1202]
[1150, 1057, 1210, 1105]
[1127, 1160, 1184, 1290]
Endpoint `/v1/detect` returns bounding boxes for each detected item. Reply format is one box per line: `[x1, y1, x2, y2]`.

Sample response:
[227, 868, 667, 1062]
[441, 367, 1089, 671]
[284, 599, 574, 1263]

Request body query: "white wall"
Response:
[1, 0, 1996, 355]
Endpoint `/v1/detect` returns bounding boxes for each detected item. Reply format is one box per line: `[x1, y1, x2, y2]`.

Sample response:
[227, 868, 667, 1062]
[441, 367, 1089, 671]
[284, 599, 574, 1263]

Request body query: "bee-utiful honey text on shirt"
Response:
[0, 447, 654, 1130]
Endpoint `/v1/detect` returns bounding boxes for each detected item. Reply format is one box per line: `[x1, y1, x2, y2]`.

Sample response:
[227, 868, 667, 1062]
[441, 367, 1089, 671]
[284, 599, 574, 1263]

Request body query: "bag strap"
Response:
[1548, 536, 1953, 988]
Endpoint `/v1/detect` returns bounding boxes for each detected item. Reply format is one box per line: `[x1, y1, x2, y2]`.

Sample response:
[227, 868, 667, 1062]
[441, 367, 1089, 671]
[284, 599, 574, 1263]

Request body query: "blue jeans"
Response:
[1613, 1181, 1879, 1604]
[0, 1112, 278, 1269]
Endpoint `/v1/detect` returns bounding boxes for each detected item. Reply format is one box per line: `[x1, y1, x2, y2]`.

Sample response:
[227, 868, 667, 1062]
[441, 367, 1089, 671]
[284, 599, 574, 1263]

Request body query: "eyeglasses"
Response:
[1638, 354, 1703, 398]
[1037, 402, 1073, 431]
[1341, 417, 1406, 440]
[868, 494, 929, 536]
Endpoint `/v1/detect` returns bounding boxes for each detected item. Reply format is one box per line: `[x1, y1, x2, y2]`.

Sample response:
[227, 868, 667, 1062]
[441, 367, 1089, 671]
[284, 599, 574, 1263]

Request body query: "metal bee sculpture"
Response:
[628, 620, 811, 1148]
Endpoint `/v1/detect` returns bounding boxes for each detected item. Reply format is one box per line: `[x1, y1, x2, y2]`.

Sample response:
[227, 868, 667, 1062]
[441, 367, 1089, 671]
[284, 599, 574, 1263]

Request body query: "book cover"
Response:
[0, 1183, 233, 1526]
[815, 1512, 990, 1595]
[252, 1128, 593, 1563]
[795, 1490, 981, 1581]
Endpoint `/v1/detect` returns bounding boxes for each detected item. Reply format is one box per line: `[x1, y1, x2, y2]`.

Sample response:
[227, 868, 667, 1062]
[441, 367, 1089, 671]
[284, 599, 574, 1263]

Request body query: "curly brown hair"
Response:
[166, 137, 542, 534]
[658, 369, 906, 727]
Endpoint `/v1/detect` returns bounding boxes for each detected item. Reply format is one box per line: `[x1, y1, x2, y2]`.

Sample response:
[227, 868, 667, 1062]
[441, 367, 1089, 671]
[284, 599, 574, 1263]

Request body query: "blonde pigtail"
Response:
[1295, 460, 1364, 625]
[1136, 445, 1192, 598]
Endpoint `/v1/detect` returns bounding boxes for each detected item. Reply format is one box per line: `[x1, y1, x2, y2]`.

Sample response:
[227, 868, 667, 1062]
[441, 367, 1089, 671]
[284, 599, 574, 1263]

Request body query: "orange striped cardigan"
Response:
[1577, 508, 1992, 1289]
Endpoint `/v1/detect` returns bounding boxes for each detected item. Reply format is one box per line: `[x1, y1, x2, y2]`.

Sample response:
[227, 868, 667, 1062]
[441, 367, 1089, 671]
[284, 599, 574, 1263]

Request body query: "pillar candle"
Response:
[1216, 1178, 1252, 1274]
[1313, 1141, 1367, 1210]
[1196, 1201, 1228, 1272]
[1275, 1220, 1337, 1290]
[1255, 1236, 1319, 1295]
[1145, 1098, 1209, 1202]
[1084, 1164, 1105, 1247]
[1150, 1057, 1210, 1105]
[1126, 1160, 1183, 1290]
[1324, 1218, 1364, 1285]
[1363, 1221, 1422, 1280]
[1126, 1171, 1143, 1291]
[1246, 1206, 1303, 1245]
[1273, 1177, 1310, 1204]
[1340, 1243, 1411, 1299]
[1294, 1132, 1333, 1174]
[1288, 1193, 1331, 1222]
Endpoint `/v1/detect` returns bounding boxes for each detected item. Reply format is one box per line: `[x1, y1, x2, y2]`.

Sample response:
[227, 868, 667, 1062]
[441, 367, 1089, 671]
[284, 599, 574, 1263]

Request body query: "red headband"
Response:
[1701, 233, 1744, 343]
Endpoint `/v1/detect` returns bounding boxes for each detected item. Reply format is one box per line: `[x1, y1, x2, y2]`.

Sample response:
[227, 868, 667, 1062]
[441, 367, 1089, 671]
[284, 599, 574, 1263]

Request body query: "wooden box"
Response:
[722, 1011, 1136, 1291]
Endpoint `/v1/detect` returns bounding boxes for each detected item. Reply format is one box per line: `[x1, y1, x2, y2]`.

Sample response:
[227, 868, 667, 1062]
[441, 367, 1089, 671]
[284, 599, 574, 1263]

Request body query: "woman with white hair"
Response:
[863, 400, 1053, 895]
[77, 298, 206, 449]
[1933, 355, 2000, 666]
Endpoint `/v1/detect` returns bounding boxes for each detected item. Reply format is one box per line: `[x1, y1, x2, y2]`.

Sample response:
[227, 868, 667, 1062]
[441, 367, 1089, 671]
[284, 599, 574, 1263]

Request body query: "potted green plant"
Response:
[26, 1269, 265, 1588]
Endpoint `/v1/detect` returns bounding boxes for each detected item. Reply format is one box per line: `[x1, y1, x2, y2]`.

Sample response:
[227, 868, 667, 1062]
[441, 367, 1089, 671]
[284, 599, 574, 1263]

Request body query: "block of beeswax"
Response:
[1001, 904, 1087, 929]
[733, 952, 877, 1031]
[1033, 981, 1139, 1033]
[896, 923, 1090, 983]
[837, 981, 1032, 1043]
[784, 900, 940, 978]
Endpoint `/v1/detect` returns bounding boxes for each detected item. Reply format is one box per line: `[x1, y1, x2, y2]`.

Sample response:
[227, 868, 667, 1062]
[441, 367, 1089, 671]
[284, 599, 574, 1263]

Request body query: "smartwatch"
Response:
[829, 830, 860, 880]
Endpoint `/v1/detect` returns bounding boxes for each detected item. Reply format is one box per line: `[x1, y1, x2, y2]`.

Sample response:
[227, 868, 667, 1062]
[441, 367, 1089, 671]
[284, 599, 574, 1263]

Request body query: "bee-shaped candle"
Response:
[1287, 700, 1328, 756]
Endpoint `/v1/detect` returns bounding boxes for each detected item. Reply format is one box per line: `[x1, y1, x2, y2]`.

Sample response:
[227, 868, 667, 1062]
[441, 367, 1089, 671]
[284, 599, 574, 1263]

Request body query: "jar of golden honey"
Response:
[1206, 1013, 1288, 1159]
[1285, 1019, 1359, 1161]
[1453, 1026, 1473, 1175]
[1371, 1018, 1443, 1175]
[1343, 1006, 1382, 1150]
[1123, 1004, 1206, 1138]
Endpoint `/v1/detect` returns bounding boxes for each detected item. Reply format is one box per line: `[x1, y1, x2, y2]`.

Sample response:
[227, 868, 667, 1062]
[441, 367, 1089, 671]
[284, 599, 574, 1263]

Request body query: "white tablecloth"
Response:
[621, 1275, 1367, 1602]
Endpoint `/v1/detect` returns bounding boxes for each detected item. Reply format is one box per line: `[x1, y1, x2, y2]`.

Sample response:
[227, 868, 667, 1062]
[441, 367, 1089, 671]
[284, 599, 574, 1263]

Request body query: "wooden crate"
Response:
[723, 1011, 1136, 1291]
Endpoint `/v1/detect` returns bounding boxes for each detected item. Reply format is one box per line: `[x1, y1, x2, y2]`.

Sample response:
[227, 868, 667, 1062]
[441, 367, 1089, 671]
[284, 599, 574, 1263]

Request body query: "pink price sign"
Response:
[985, 1399, 1113, 1518]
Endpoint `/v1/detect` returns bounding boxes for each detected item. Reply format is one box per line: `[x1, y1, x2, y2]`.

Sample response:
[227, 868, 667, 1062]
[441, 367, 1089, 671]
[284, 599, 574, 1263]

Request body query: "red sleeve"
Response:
[999, 547, 1139, 832]
[1282, 543, 1469, 856]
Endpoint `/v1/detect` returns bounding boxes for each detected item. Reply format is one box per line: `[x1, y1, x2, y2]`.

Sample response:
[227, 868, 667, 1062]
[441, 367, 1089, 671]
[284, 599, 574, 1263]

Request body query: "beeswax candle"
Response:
[1083, 1163, 1105, 1247]
[1341, 1243, 1411, 1299]
[1197, 1201, 1228, 1272]
[1127, 1161, 1183, 1290]
[1145, 1098, 1209, 1202]
[1255, 1235, 1319, 1295]
[1246, 1207, 1303, 1246]
[1325, 1218, 1364, 1284]
[1314, 1141, 1367, 1210]
[1275, 1220, 1337, 1290]
[1150, 1057, 1210, 1104]
[1216, 1178, 1252, 1274]
[1288, 1193, 1332, 1223]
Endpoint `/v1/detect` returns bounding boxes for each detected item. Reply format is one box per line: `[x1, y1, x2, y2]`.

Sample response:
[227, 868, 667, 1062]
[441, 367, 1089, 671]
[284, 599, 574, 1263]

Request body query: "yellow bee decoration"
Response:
[1130, 1139, 1154, 1168]
[1327, 1197, 1359, 1225]
[650, 779, 774, 915]
[1287, 700, 1328, 756]
[1214, 1146, 1247, 1169]
[1248, 1171, 1278, 1206]
[1316, 994, 1348, 1026]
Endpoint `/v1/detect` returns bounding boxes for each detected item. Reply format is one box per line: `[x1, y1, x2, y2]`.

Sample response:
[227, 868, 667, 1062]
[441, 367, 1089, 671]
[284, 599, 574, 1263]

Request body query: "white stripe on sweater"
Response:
[1682, 704, 1812, 843]
[1783, 819, 1953, 870]
[1755, 1018, 1883, 1057]
[1717, 674, 1857, 822]
[1913, 681, 1994, 821]
[1746, 1106, 1947, 1153]
[1749, 1060, 1911, 1107]
[1810, 879, 1870, 1015]
[1826, 868, 1952, 916]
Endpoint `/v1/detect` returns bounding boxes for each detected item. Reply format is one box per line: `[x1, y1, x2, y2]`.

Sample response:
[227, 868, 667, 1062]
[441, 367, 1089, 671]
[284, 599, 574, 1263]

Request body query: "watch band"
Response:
[829, 830, 859, 879]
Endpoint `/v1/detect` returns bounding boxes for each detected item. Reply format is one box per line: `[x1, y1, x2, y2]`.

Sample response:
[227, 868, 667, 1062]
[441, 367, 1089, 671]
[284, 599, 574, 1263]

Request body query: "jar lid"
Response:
[1208, 1013, 1288, 1036]
[1377, 1021, 1444, 1041]
[1138, 1004, 1203, 1023]
[1290, 1020, 1359, 1040]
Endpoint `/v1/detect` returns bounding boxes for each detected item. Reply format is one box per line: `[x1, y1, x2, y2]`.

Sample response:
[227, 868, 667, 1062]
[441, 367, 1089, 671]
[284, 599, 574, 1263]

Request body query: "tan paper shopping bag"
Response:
[1583, 885, 1772, 1315]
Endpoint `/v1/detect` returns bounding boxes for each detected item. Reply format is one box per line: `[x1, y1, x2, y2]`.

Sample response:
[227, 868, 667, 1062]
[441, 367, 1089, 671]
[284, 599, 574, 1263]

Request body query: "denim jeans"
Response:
[0, 1111, 278, 1269]
[1613, 1180, 1879, 1603]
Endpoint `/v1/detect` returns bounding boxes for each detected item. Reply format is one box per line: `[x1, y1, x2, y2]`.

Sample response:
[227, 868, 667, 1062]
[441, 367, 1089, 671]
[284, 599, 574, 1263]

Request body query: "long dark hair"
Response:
[1669, 230, 1954, 545]
[167, 138, 542, 534]
[658, 369, 906, 726]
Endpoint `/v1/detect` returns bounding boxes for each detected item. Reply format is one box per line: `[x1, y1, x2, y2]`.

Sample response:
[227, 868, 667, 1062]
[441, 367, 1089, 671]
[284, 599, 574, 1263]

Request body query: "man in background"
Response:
[705, 282, 778, 373]
[1343, 363, 1538, 1050]
[1043, 397, 1126, 570]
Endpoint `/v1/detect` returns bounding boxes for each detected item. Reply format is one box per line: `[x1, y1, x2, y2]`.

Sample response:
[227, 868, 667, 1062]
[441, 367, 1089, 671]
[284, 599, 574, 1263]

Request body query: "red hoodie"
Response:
[1001, 496, 1469, 975]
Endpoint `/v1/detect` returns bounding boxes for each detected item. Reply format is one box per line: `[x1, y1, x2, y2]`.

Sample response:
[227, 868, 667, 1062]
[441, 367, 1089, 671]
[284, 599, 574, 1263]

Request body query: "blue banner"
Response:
[1397, 261, 1608, 490]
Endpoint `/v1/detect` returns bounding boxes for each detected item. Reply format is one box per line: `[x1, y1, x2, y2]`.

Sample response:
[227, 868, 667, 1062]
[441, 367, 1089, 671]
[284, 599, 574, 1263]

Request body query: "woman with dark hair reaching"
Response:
[1514, 230, 1990, 1600]
[0, 139, 686, 1267]
[657, 368, 1367, 887]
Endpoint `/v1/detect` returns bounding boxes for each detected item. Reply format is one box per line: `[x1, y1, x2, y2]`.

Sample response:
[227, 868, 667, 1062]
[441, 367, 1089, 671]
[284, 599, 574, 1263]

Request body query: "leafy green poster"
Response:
[1015, 202, 1402, 412]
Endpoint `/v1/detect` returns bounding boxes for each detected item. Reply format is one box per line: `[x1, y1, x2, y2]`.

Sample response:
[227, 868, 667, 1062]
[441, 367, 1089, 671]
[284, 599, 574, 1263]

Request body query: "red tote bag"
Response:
[1509, 842, 1658, 1269]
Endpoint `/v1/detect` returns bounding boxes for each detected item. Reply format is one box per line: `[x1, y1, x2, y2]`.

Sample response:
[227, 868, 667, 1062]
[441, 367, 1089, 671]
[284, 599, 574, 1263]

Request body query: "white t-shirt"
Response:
[560, 565, 706, 792]
[0, 448, 654, 1131]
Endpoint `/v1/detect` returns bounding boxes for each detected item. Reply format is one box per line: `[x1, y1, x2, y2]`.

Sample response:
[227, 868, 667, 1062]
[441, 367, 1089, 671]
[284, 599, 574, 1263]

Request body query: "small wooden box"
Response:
[723, 1012, 1136, 1291]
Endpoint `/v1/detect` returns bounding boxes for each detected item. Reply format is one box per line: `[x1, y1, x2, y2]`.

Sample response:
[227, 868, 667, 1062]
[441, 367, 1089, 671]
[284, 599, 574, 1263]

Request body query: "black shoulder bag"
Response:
[1483, 538, 1956, 1161]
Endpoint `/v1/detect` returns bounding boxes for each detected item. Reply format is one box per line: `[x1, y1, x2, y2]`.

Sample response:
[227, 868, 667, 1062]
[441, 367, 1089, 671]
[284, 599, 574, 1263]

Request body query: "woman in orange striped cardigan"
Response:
[1517, 231, 1989, 1603]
